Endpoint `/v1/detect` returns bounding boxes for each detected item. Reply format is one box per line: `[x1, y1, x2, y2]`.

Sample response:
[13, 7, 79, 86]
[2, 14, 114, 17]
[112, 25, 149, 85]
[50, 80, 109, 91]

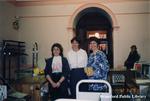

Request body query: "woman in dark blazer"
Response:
[44, 43, 70, 101]
[124, 45, 140, 69]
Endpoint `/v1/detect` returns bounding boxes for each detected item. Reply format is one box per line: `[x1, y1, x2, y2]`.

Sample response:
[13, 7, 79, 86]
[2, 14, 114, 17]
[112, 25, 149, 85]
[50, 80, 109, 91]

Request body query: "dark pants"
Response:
[70, 68, 87, 99]
[49, 73, 69, 101]
[124, 61, 134, 69]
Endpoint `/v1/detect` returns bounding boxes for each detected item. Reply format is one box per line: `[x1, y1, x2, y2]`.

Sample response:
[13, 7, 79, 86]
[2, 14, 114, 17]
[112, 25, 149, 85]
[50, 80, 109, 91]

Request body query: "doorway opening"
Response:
[74, 7, 113, 68]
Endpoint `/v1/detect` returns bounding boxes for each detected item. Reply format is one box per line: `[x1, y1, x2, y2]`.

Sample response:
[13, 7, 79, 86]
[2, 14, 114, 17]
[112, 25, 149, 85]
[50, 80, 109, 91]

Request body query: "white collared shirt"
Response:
[52, 56, 62, 73]
[67, 49, 87, 69]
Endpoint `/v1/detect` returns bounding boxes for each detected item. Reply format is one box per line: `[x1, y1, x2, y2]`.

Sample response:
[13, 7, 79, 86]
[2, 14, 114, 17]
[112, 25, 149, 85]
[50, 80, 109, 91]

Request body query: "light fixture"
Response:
[12, 16, 20, 30]
[94, 32, 100, 38]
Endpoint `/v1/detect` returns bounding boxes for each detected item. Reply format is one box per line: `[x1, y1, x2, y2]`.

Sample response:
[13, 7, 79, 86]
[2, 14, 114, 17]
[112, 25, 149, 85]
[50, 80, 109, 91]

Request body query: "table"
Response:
[136, 79, 150, 85]
[14, 75, 46, 101]
[135, 79, 150, 100]
[109, 68, 137, 94]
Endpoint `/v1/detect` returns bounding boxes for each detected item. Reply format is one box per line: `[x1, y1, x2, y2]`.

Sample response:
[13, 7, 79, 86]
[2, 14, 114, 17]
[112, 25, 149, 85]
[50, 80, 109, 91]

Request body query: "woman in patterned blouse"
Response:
[87, 37, 109, 91]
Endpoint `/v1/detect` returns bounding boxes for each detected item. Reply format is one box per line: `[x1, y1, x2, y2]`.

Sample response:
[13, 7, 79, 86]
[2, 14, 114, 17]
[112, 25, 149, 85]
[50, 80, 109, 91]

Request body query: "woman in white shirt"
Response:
[67, 37, 88, 98]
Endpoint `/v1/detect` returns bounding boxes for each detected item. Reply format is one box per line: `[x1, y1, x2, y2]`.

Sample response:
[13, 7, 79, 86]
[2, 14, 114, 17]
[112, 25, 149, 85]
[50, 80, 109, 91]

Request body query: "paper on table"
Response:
[8, 91, 27, 99]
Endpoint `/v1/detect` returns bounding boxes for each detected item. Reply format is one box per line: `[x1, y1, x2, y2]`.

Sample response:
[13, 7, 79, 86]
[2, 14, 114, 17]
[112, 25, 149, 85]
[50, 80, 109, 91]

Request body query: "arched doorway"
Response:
[74, 7, 113, 68]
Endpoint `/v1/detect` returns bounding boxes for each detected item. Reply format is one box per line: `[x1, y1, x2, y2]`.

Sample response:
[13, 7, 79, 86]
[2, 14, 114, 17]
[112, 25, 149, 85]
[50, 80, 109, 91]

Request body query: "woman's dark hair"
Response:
[51, 43, 63, 57]
[71, 37, 81, 48]
[88, 37, 99, 45]
[131, 45, 137, 49]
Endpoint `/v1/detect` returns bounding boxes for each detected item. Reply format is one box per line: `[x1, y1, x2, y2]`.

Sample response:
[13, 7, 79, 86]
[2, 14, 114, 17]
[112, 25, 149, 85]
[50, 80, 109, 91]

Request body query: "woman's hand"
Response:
[46, 75, 57, 88]
[56, 82, 61, 88]
[51, 81, 57, 88]
[84, 67, 94, 76]
[55, 76, 65, 88]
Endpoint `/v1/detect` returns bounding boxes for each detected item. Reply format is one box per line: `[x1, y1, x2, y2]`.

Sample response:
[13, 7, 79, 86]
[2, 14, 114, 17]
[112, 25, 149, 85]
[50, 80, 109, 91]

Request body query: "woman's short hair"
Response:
[131, 45, 137, 49]
[71, 37, 80, 44]
[88, 37, 99, 45]
[51, 43, 63, 57]
[71, 37, 81, 48]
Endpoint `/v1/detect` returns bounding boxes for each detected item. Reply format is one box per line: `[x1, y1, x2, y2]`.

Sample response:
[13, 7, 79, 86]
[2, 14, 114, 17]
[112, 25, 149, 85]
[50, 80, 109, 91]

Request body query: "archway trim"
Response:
[68, 3, 119, 30]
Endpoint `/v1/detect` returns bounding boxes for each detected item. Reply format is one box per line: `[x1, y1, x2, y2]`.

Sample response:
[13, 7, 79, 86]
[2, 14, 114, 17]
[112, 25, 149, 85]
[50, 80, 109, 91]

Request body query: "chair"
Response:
[111, 74, 126, 94]
[76, 80, 112, 101]
[133, 62, 142, 78]
[0, 75, 31, 101]
[40, 81, 50, 101]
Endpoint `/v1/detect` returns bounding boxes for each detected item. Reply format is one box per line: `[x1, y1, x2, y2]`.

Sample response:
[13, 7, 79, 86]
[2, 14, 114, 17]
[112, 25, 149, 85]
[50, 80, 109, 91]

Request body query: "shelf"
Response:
[2, 40, 27, 81]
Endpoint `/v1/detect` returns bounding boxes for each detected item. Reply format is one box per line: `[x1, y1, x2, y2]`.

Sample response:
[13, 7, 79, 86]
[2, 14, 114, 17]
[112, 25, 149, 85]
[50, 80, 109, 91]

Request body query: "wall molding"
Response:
[19, 15, 70, 19]
[115, 12, 150, 15]
[8, 0, 149, 7]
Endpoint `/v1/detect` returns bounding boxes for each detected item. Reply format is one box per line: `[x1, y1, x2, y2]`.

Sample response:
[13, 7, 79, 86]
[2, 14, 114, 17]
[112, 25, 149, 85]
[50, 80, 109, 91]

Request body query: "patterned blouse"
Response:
[87, 50, 109, 91]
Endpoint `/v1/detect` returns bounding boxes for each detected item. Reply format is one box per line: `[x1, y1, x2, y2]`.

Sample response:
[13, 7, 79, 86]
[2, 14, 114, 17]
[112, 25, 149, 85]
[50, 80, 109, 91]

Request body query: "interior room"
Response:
[0, 0, 150, 101]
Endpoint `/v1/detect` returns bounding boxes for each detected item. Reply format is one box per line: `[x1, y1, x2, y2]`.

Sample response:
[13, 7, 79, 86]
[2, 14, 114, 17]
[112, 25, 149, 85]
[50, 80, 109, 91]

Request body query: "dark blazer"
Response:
[124, 50, 140, 69]
[44, 57, 70, 78]
[44, 57, 70, 100]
